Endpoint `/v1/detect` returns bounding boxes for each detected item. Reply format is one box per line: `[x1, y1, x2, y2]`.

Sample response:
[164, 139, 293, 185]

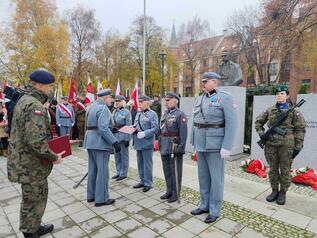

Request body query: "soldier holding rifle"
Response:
[255, 85, 306, 205]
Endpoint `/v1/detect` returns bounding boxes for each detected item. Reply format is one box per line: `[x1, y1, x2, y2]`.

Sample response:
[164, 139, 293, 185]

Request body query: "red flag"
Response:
[131, 80, 139, 110]
[84, 75, 95, 104]
[68, 78, 77, 104]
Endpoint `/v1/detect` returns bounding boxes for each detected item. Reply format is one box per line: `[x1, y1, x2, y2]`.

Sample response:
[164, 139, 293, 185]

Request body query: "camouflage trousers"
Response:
[20, 179, 48, 233]
[77, 122, 85, 140]
[264, 145, 293, 192]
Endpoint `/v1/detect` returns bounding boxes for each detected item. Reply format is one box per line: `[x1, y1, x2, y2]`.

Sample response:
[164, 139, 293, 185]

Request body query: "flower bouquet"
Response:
[191, 151, 198, 161]
[291, 167, 317, 190]
[241, 158, 267, 178]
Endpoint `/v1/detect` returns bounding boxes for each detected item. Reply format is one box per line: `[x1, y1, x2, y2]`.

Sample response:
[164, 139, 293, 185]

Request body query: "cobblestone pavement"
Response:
[0, 147, 316, 238]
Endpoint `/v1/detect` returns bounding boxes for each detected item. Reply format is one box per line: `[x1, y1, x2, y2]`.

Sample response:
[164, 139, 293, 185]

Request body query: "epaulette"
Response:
[218, 90, 231, 96]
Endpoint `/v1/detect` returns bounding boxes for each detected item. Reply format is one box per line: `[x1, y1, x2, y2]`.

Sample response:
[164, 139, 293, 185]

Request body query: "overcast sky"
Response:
[1, 0, 260, 36]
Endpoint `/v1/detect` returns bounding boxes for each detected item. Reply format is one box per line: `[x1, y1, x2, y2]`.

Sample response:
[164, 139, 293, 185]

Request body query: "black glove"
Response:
[174, 145, 183, 155]
[259, 133, 266, 140]
[124, 141, 129, 147]
[112, 128, 118, 133]
[113, 142, 121, 153]
[292, 149, 300, 159]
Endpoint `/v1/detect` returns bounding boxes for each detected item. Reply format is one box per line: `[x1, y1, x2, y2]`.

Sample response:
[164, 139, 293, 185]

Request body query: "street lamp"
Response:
[159, 50, 167, 97]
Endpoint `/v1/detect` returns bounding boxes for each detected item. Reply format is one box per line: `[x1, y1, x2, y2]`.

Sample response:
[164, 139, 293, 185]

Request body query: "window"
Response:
[269, 62, 278, 75]
[202, 59, 208, 67]
[185, 87, 192, 97]
[302, 79, 311, 85]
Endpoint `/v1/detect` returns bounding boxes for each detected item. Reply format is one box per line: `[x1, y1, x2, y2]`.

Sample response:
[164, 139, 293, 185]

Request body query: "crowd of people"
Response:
[3, 68, 306, 238]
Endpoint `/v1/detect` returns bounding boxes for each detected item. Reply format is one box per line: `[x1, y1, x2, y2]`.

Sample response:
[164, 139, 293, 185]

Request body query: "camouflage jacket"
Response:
[255, 104, 306, 149]
[7, 87, 58, 184]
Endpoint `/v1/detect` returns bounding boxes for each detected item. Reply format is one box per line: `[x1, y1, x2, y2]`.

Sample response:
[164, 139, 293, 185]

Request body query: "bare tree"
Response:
[96, 29, 135, 89]
[178, 16, 211, 96]
[129, 15, 165, 95]
[66, 5, 101, 92]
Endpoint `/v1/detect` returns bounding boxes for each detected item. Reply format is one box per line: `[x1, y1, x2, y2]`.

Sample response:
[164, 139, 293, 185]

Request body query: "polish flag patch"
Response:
[34, 110, 42, 116]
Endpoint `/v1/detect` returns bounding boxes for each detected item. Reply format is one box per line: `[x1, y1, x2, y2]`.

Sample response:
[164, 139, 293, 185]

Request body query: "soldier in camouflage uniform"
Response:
[255, 85, 306, 205]
[7, 69, 64, 238]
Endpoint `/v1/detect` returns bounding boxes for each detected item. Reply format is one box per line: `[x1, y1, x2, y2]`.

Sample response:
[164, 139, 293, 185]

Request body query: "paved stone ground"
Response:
[0, 146, 316, 238]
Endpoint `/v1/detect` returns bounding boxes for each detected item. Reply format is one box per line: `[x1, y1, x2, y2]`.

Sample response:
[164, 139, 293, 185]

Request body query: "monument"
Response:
[216, 50, 243, 86]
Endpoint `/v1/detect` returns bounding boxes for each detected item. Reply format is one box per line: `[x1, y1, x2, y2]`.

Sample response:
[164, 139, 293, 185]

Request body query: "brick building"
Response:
[168, 23, 317, 97]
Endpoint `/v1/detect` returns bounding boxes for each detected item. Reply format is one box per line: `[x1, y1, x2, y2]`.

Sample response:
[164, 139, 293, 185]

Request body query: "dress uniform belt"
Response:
[161, 131, 179, 137]
[87, 126, 98, 130]
[194, 123, 225, 128]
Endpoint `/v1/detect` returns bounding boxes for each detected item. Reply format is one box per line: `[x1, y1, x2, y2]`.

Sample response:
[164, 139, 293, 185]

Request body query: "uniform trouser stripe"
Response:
[161, 154, 183, 196]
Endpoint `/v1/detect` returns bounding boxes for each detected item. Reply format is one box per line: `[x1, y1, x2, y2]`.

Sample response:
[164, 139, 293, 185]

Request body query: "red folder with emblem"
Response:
[42, 135, 72, 166]
[48, 135, 72, 157]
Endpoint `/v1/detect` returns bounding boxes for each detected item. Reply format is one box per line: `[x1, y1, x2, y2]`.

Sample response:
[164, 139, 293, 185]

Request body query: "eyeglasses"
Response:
[165, 99, 171, 102]
[202, 80, 209, 84]
[115, 100, 122, 102]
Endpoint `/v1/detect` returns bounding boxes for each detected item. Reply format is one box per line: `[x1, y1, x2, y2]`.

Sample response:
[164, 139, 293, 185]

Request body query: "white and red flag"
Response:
[68, 77, 86, 111]
[115, 79, 121, 96]
[84, 75, 95, 104]
[131, 80, 139, 110]
[97, 80, 103, 93]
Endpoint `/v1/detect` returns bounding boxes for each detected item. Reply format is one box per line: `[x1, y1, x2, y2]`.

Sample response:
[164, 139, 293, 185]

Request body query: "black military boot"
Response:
[276, 191, 286, 205]
[23, 232, 39, 238]
[37, 224, 54, 236]
[266, 189, 279, 202]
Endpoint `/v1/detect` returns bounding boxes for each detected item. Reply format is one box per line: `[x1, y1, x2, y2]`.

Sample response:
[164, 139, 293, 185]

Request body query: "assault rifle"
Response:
[257, 98, 307, 149]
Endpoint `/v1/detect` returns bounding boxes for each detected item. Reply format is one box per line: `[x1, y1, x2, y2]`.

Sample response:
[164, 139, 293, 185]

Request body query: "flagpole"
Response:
[142, 0, 146, 94]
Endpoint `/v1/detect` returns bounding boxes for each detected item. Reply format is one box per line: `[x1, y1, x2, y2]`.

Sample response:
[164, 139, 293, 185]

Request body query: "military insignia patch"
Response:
[34, 110, 42, 116]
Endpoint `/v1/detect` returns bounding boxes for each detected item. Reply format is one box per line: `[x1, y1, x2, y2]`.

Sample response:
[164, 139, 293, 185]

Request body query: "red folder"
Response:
[48, 135, 72, 158]
[42, 136, 72, 166]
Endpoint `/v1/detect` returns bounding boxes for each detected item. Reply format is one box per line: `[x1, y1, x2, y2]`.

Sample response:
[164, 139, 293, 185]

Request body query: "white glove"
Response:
[220, 148, 231, 158]
[137, 131, 146, 139]
[58, 124, 61, 127]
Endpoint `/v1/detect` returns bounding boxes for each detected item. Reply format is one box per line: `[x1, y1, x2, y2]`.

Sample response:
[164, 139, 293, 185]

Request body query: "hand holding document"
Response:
[118, 126, 136, 134]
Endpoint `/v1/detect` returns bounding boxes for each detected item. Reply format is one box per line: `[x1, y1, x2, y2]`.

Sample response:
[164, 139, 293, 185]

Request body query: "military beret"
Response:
[165, 92, 179, 100]
[29, 69, 55, 84]
[275, 85, 289, 94]
[221, 50, 230, 56]
[96, 89, 112, 97]
[138, 95, 151, 101]
[61, 96, 68, 100]
[202, 71, 221, 81]
[114, 95, 126, 101]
